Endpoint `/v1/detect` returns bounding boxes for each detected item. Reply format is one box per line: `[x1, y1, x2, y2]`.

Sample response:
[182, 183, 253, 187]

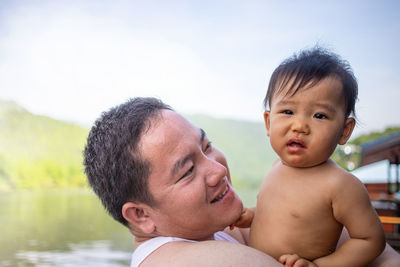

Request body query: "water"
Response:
[0, 190, 133, 267]
[0, 188, 258, 267]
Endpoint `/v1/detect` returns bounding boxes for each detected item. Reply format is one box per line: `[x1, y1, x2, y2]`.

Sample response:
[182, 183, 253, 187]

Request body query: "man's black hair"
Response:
[83, 97, 172, 226]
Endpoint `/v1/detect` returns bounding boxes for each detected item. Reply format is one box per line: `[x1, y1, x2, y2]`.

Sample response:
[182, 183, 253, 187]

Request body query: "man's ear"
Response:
[263, 111, 271, 136]
[338, 117, 355, 145]
[122, 202, 156, 234]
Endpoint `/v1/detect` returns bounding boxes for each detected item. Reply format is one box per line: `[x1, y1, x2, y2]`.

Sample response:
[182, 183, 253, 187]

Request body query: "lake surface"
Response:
[0, 188, 258, 267]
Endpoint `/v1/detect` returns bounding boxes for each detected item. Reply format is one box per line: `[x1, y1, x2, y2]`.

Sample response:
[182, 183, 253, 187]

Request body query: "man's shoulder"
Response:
[140, 239, 280, 267]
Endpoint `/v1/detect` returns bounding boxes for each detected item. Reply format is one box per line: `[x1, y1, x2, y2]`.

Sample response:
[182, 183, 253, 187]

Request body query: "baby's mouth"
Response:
[288, 141, 304, 147]
[287, 139, 306, 148]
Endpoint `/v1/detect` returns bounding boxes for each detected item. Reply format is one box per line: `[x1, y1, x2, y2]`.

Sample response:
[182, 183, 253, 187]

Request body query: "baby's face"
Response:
[264, 76, 354, 167]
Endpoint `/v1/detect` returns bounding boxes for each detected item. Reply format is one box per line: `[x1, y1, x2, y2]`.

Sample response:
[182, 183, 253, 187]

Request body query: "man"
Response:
[84, 97, 399, 266]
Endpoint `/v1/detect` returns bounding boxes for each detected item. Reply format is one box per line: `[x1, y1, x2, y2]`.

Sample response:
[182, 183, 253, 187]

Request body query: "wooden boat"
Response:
[357, 132, 400, 250]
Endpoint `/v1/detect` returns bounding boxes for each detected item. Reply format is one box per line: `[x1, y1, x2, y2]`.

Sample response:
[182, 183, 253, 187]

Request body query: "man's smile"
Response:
[211, 184, 229, 204]
[210, 177, 231, 204]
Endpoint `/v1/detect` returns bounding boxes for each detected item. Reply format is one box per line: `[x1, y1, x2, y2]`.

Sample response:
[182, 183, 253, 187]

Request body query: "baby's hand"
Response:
[229, 207, 254, 230]
[279, 254, 317, 267]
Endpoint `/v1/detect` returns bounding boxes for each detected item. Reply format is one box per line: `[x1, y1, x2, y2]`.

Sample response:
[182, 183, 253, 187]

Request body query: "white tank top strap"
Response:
[130, 231, 238, 267]
[213, 231, 240, 244]
[130, 236, 196, 267]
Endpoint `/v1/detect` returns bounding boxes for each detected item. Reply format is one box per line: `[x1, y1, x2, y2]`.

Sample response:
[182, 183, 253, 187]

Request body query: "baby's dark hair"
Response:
[264, 47, 358, 118]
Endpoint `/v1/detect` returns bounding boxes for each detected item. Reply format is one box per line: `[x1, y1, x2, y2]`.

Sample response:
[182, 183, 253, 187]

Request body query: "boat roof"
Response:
[352, 160, 398, 184]
[360, 132, 400, 166]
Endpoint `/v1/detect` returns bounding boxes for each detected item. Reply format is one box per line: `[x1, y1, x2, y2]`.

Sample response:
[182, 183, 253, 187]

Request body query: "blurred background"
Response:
[0, 0, 399, 266]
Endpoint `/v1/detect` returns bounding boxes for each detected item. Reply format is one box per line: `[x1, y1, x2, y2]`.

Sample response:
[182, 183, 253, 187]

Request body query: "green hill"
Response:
[0, 100, 277, 190]
[0, 100, 88, 189]
[3, 99, 396, 191]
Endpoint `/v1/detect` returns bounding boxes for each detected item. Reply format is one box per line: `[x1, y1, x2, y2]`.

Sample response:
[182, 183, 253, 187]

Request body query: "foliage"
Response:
[1, 98, 398, 190]
[0, 100, 88, 190]
[333, 127, 400, 171]
[350, 127, 400, 146]
[0, 99, 277, 191]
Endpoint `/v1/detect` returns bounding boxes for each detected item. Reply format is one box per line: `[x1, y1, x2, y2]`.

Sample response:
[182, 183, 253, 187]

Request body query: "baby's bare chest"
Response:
[252, 175, 342, 259]
[256, 169, 342, 230]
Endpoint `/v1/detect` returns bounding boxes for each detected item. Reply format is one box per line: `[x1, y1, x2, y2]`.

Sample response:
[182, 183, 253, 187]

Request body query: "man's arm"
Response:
[338, 228, 400, 267]
[224, 225, 398, 267]
[140, 239, 282, 267]
[368, 244, 400, 267]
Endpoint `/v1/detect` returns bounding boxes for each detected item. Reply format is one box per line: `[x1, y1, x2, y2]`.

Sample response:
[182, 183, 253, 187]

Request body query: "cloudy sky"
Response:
[0, 0, 399, 137]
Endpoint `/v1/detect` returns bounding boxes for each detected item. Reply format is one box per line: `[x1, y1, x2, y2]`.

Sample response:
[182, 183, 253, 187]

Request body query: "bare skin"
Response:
[138, 227, 281, 267]
[251, 159, 385, 266]
[89, 98, 399, 266]
[247, 77, 386, 266]
[122, 108, 397, 266]
[134, 222, 399, 267]
[123, 110, 281, 266]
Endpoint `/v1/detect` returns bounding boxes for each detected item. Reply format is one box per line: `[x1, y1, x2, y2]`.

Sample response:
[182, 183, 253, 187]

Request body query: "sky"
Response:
[0, 0, 399, 137]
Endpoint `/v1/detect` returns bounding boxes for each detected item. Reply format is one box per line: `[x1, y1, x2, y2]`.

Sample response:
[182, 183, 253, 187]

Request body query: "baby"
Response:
[236, 47, 385, 266]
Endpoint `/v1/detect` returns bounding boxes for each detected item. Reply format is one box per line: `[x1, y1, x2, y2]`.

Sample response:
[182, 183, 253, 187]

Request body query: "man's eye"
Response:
[204, 141, 212, 152]
[282, 110, 293, 115]
[180, 166, 194, 180]
[314, 113, 327, 119]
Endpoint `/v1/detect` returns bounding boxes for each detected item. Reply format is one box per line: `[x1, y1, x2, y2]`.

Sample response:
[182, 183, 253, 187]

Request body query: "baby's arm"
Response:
[314, 173, 385, 266]
[230, 207, 255, 229]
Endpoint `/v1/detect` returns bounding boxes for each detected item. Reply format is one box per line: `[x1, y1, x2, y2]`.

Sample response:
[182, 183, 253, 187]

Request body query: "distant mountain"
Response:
[0, 100, 276, 190]
[4, 99, 395, 190]
[0, 100, 88, 189]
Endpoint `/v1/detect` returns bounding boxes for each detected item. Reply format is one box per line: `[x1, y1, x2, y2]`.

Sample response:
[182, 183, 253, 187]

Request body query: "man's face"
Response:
[140, 110, 243, 240]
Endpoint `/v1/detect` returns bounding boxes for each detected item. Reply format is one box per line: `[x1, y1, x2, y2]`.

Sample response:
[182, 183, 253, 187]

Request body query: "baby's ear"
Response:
[338, 118, 355, 145]
[263, 111, 271, 136]
[122, 202, 156, 234]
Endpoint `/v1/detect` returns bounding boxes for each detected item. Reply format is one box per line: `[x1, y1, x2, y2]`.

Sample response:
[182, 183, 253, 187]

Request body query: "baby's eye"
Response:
[282, 110, 293, 115]
[314, 113, 327, 119]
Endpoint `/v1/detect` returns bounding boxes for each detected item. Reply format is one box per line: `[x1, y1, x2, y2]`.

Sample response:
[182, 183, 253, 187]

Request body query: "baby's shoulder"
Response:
[324, 161, 363, 189]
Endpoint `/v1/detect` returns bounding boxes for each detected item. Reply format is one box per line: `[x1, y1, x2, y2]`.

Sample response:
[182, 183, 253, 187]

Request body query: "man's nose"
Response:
[205, 158, 227, 187]
[291, 116, 310, 134]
